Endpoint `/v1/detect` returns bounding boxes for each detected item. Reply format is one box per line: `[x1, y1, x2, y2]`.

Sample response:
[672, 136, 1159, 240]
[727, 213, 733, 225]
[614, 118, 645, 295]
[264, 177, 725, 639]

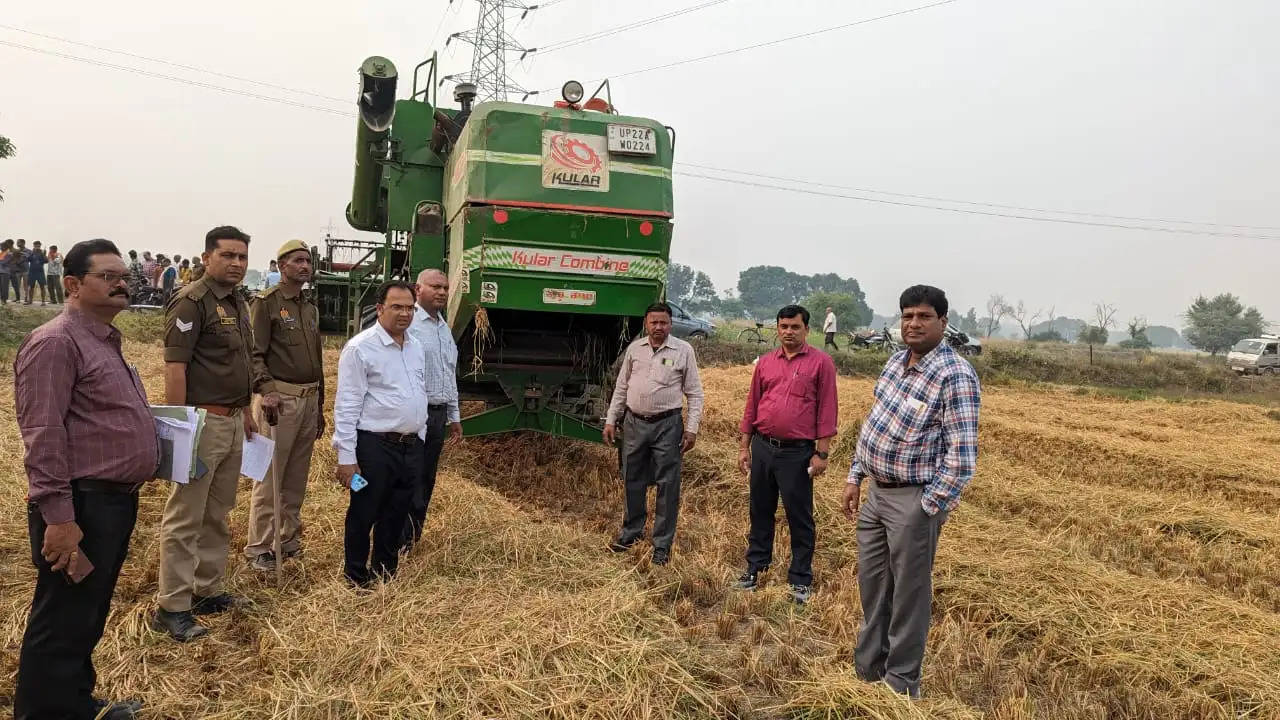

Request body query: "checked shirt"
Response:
[848, 342, 981, 515]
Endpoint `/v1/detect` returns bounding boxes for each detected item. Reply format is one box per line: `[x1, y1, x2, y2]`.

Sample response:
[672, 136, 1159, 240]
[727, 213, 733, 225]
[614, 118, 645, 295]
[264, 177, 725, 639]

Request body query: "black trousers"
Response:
[824, 332, 839, 350]
[406, 406, 448, 545]
[343, 431, 422, 585]
[745, 435, 816, 586]
[16, 485, 138, 720]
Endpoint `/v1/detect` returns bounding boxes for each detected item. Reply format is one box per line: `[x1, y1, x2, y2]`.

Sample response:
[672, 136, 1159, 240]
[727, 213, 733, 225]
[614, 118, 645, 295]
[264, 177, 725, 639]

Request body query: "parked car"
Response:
[1228, 336, 1280, 375]
[668, 301, 714, 339]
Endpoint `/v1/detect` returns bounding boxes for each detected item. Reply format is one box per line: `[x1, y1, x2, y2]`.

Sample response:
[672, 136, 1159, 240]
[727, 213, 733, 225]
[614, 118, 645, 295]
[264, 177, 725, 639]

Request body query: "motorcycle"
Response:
[847, 328, 901, 353]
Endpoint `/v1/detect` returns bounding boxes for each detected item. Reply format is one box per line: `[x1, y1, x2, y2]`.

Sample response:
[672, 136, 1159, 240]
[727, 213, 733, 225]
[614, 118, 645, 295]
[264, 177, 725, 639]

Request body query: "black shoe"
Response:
[283, 547, 303, 559]
[248, 552, 276, 572]
[733, 569, 763, 590]
[790, 584, 812, 605]
[191, 592, 245, 615]
[150, 609, 208, 642]
[608, 537, 640, 553]
[92, 698, 143, 719]
[651, 548, 670, 566]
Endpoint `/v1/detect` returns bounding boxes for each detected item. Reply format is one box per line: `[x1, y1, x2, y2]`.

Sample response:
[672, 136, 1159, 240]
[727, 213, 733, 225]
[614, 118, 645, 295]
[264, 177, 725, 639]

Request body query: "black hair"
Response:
[32, 240, 41, 247]
[48, 245, 57, 252]
[128, 249, 137, 259]
[644, 301, 672, 318]
[376, 280, 416, 305]
[777, 304, 810, 326]
[64, 239, 122, 279]
[899, 284, 949, 317]
[181, 259, 190, 267]
[205, 225, 251, 252]
[2, 240, 12, 249]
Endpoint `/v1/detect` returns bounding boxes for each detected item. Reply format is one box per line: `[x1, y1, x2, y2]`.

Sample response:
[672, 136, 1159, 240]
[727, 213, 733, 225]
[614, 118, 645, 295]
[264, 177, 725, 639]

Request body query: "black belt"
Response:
[628, 408, 681, 423]
[369, 431, 422, 445]
[874, 479, 924, 489]
[755, 434, 814, 449]
[74, 478, 145, 495]
[428, 404, 447, 413]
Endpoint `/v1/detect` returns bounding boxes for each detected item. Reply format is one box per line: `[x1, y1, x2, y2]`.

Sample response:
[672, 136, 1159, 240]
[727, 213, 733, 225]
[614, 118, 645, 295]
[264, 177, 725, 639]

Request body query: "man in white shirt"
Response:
[823, 306, 839, 351]
[332, 281, 428, 587]
[404, 268, 463, 546]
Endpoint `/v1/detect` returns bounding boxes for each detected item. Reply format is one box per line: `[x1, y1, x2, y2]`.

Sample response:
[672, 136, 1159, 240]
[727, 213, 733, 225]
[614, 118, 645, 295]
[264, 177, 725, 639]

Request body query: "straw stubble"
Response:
[1, 344, 1278, 718]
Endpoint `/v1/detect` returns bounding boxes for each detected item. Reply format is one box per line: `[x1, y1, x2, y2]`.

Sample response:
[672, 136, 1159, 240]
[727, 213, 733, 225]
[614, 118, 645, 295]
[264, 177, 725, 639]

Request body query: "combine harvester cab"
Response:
[342, 57, 674, 442]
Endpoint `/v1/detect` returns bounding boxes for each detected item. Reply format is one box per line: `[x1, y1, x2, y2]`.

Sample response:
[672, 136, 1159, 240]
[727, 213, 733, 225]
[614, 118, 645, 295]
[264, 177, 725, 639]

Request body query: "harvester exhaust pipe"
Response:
[431, 81, 478, 154]
[347, 56, 398, 232]
[455, 82, 477, 114]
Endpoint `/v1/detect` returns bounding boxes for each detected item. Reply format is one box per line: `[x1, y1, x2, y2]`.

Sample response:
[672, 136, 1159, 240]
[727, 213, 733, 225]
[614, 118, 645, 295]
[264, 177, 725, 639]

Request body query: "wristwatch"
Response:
[814, 450, 829, 460]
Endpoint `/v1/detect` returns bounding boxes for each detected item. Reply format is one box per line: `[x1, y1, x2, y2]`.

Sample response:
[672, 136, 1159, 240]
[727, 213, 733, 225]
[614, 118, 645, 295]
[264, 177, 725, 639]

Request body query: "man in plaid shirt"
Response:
[841, 285, 980, 699]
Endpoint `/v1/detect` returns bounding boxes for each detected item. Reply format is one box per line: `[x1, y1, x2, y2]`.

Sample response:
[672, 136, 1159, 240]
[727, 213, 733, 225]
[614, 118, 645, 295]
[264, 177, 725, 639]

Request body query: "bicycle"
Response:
[737, 322, 777, 346]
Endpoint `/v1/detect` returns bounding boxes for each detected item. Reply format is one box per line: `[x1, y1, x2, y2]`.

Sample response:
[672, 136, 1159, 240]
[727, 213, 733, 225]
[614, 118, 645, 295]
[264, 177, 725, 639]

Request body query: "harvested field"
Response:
[3, 341, 1280, 718]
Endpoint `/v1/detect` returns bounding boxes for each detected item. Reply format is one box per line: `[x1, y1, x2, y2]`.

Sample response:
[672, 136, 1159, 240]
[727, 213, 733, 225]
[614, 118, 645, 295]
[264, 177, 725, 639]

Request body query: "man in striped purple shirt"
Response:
[14, 239, 156, 720]
[842, 284, 981, 699]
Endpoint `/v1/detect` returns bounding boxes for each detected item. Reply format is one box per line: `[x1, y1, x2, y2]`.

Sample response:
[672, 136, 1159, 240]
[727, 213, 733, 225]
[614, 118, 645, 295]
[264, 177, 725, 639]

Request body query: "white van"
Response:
[1228, 336, 1280, 375]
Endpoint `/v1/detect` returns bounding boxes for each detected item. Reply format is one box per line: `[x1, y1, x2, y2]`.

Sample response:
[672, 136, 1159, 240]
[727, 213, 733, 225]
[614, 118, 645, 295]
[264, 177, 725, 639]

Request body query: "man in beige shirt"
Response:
[603, 302, 704, 565]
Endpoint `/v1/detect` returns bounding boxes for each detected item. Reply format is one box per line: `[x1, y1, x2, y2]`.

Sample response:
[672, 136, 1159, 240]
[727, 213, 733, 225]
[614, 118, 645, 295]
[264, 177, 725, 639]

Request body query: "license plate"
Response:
[607, 124, 656, 155]
[542, 288, 596, 306]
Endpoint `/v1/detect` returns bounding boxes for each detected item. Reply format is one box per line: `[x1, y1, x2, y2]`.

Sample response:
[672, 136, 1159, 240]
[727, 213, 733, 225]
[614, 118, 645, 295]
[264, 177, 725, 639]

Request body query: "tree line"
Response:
[666, 263, 874, 328]
[668, 263, 1268, 355]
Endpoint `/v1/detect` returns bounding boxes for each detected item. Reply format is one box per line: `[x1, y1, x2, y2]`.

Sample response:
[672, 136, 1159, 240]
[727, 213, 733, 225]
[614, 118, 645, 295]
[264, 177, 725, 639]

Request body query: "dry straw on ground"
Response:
[3, 340, 1280, 718]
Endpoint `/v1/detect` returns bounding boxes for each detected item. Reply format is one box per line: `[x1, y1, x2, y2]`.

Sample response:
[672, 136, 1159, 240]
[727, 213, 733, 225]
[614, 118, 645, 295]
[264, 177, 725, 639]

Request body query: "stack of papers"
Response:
[152, 406, 207, 484]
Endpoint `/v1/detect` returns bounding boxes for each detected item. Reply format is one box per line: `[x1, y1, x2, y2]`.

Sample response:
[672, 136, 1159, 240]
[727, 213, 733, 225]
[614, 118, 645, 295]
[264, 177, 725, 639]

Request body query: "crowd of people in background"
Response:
[0, 238, 288, 311]
[0, 238, 63, 306]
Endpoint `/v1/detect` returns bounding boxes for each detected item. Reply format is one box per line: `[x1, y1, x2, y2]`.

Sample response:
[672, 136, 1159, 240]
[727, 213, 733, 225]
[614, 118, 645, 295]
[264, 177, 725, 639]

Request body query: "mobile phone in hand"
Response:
[350, 473, 368, 492]
[62, 547, 95, 584]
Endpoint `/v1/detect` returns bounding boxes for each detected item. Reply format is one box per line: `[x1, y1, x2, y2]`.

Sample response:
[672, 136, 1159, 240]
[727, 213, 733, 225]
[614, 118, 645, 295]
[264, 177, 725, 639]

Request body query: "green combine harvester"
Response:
[315, 54, 674, 442]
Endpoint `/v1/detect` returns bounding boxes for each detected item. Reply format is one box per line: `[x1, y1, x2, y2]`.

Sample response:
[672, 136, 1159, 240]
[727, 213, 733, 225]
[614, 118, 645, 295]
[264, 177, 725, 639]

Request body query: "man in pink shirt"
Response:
[734, 304, 838, 604]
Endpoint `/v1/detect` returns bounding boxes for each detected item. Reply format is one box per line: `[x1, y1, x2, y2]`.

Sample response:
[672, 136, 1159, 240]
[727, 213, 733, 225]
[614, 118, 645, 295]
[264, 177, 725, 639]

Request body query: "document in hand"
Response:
[151, 406, 207, 483]
[240, 432, 276, 483]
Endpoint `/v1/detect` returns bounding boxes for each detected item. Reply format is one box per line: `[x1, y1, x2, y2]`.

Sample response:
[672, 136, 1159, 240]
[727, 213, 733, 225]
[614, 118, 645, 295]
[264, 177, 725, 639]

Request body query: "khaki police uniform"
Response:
[157, 274, 255, 612]
[243, 240, 324, 561]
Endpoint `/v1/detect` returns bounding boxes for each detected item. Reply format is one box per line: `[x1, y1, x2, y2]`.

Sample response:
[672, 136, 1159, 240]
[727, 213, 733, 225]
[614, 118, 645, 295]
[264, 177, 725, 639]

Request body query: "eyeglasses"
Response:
[82, 271, 129, 285]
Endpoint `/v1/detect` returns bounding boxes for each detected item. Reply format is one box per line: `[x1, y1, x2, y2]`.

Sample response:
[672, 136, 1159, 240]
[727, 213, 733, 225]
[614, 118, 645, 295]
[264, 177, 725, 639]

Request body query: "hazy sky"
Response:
[2, 0, 1276, 328]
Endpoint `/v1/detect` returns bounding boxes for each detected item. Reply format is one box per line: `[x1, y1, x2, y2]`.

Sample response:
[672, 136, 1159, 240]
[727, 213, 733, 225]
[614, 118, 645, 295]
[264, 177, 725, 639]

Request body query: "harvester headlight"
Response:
[562, 80, 584, 104]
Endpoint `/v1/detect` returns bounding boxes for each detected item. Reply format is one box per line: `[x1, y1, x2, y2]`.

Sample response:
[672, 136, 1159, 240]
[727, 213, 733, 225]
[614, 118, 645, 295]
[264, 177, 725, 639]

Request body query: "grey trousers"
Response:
[854, 483, 948, 698]
[617, 412, 683, 550]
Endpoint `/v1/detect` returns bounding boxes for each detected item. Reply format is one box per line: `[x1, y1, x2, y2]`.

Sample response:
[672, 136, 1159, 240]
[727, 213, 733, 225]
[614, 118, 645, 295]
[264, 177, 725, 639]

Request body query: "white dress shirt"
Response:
[605, 335, 704, 433]
[408, 304, 461, 423]
[824, 312, 838, 333]
[332, 322, 430, 465]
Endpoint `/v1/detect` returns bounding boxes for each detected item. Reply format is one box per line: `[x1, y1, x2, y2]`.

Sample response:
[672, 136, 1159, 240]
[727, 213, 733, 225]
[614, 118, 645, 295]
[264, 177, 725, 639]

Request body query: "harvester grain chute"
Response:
[314, 54, 675, 442]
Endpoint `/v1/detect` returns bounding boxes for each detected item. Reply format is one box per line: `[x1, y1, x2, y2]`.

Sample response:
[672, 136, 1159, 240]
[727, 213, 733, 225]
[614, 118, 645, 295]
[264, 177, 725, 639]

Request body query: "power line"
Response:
[528, 0, 959, 93]
[6, 28, 1277, 237]
[0, 39, 355, 116]
[428, 0, 465, 56]
[673, 170, 1280, 240]
[534, 0, 730, 56]
[0, 23, 350, 105]
[676, 161, 1280, 231]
